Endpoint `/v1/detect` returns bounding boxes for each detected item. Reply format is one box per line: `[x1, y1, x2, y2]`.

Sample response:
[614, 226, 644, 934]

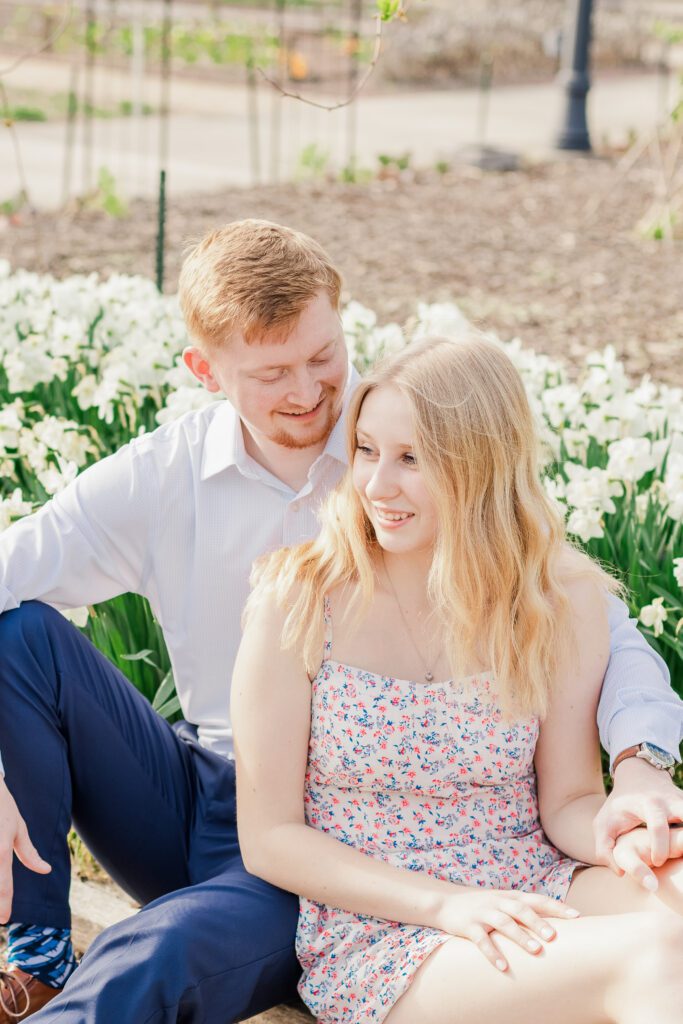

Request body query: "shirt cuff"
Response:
[606, 692, 683, 770]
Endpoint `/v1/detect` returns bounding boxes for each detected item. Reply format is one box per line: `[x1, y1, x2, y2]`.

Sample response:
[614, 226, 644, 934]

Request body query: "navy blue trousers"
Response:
[0, 602, 300, 1023]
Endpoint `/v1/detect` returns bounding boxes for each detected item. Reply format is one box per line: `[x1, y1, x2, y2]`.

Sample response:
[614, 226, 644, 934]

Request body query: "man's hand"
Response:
[612, 825, 683, 890]
[593, 757, 683, 890]
[0, 776, 51, 923]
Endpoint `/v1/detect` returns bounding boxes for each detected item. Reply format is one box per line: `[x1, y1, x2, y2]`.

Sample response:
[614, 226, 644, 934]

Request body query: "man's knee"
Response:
[0, 601, 69, 656]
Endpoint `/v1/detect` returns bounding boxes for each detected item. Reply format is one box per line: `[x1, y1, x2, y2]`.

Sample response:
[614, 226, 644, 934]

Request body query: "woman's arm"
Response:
[233, 585, 581, 966]
[231, 590, 465, 927]
[232, 588, 581, 970]
[535, 571, 611, 864]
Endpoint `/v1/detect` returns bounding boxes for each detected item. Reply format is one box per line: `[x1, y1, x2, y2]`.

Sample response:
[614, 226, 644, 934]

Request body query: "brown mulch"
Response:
[3, 155, 682, 385]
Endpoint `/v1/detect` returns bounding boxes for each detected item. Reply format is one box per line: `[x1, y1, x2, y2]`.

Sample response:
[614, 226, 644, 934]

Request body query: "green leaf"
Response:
[121, 648, 155, 662]
[152, 669, 178, 711]
[376, 0, 402, 22]
[155, 695, 182, 721]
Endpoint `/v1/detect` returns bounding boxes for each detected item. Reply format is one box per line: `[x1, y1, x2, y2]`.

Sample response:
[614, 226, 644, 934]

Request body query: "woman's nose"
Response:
[365, 461, 399, 500]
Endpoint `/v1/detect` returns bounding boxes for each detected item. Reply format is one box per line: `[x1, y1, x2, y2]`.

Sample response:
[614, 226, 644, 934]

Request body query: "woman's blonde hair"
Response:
[248, 335, 618, 717]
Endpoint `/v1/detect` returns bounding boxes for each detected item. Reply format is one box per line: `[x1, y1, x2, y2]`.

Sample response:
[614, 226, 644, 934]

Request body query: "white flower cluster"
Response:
[0, 267, 681, 660]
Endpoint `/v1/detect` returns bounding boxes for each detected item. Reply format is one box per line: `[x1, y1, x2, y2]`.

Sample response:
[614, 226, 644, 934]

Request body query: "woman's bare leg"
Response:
[383, 912, 683, 1024]
[568, 859, 683, 916]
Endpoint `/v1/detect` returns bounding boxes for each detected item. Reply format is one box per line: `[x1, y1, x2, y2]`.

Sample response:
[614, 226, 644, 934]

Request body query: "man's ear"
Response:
[182, 346, 221, 393]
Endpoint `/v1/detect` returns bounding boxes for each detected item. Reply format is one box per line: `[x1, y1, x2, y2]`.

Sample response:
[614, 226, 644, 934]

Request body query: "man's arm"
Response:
[593, 592, 683, 885]
[598, 593, 683, 766]
[0, 440, 155, 919]
[0, 440, 154, 616]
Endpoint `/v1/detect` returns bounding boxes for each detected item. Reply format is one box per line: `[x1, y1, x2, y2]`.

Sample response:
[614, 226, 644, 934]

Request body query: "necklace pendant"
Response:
[424, 671, 434, 682]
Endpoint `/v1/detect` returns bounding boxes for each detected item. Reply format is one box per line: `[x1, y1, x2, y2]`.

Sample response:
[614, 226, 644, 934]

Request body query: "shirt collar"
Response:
[201, 400, 244, 481]
[321, 362, 360, 468]
[200, 361, 361, 482]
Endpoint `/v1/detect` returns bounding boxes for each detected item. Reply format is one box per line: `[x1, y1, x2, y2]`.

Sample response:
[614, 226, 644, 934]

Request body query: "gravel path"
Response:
[3, 155, 682, 384]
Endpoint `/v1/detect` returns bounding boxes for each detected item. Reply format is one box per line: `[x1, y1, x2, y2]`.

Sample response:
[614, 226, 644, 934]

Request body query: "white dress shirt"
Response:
[1, 370, 681, 762]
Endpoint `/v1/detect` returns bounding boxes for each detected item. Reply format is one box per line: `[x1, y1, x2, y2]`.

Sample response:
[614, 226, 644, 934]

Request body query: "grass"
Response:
[1, 87, 156, 123]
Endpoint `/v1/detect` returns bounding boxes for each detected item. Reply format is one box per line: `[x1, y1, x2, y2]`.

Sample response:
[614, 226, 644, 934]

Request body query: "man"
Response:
[0, 220, 681, 1024]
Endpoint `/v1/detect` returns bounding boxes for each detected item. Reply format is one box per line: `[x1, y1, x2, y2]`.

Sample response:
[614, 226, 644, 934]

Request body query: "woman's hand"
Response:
[436, 889, 580, 972]
[612, 824, 683, 890]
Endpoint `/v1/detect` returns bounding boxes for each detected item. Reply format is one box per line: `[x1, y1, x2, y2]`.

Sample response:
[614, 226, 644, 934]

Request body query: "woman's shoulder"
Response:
[554, 544, 610, 630]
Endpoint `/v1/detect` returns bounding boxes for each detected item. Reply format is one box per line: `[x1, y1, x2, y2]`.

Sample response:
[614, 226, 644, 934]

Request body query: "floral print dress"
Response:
[295, 599, 583, 1024]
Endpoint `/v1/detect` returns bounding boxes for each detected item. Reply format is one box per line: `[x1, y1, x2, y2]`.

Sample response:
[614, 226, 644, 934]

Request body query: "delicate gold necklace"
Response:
[381, 552, 443, 683]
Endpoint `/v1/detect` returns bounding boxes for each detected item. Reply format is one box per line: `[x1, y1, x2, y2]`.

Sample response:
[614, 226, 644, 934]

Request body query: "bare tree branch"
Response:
[255, 12, 384, 113]
[0, 2, 76, 78]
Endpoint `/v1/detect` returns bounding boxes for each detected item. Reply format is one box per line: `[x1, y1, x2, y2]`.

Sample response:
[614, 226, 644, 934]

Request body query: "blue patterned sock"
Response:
[6, 923, 78, 989]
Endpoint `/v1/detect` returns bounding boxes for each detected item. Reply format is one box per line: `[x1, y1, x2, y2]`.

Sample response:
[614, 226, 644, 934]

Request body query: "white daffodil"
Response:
[664, 452, 683, 522]
[564, 463, 623, 514]
[0, 401, 25, 453]
[37, 457, 78, 495]
[635, 492, 651, 523]
[18, 432, 49, 473]
[156, 387, 221, 425]
[4, 336, 68, 393]
[583, 405, 622, 445]
[562, 428, 590, 461]
[567, 507, 604, 542]
[61, 606, 90, 628]
[582, 361, 627, 404]
[72, 374, 99, 411]
[606, 437, 656, 483]
[0, 488, 33, 531]
[412, 301, 471, 341]
[543, 475, 566, 505]
[673, 558, 683, 590]
[639, 597, 668, 637]
[541, 384, 582, 429]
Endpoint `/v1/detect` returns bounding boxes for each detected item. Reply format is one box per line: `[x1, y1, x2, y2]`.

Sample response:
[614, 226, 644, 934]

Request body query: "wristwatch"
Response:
[611, 742, 676, 778]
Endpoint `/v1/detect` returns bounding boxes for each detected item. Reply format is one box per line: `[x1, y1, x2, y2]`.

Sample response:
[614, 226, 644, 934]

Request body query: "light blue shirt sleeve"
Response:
[599, 593, 683, 767]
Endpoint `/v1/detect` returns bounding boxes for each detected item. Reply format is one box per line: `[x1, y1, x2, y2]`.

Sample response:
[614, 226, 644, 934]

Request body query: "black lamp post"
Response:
[556, 0, 594, 151]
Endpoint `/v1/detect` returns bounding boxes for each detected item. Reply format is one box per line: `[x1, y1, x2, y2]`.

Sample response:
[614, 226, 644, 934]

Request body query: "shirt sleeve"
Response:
[0, 439, 155, 615]
[598, 592, 683, 767]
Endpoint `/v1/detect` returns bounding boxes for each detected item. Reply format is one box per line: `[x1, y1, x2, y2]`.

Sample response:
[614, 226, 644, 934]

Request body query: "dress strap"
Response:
[322, 595, 333, 658]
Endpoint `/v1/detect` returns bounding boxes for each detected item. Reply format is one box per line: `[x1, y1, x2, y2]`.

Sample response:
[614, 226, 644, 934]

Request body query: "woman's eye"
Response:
[258, 374, 284, 384]
[402, 453, 417, 465]
[356, 444, 374, 456]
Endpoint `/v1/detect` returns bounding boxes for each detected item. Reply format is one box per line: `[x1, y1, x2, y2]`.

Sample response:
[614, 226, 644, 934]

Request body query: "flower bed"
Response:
[1, 263, 681, 707]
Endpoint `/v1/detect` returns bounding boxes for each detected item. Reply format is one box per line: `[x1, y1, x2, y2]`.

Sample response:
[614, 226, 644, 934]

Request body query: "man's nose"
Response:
[286, 369, 321, 409]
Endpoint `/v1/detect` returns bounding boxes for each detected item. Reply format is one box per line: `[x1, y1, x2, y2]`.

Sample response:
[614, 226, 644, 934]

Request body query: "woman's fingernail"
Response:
[643, 875, 658, 892]
[527, 940, 541, 951]
[565, 907, 580, 916]
[542, 927, 554, 939]
[496, 959, 507, 971]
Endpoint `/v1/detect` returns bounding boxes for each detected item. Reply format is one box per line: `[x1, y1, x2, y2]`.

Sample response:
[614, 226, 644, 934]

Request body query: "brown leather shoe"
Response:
[0, 968, 61, 1022]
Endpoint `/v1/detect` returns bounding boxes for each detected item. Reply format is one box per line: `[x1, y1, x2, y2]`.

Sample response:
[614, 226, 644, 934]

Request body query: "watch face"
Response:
[642, 742, 676, 768]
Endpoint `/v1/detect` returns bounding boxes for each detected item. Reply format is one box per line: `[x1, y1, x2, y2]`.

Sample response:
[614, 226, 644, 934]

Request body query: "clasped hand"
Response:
[0, 777, 51, 923]
[593, 760, 683, 891]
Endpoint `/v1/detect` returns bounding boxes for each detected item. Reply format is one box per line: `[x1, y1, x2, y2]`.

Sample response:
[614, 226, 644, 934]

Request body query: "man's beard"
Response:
[269, 389, 340, 450]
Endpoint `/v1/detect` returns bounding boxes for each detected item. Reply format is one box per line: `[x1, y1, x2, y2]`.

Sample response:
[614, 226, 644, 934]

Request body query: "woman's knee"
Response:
[621, 912, 683, 978]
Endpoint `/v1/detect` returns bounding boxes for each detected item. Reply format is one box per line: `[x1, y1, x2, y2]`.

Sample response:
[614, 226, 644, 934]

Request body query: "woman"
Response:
[232, 336, 683, 1024]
